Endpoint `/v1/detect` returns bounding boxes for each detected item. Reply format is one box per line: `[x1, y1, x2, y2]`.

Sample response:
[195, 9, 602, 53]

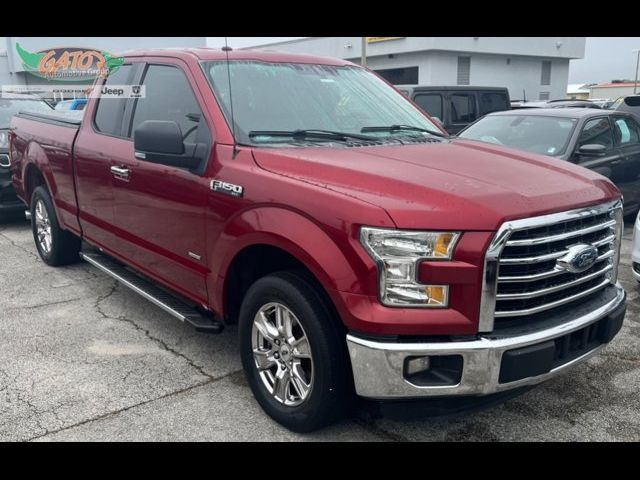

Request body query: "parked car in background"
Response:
[588, 99, 611, 108]
[607, 95, 640, 123]
[457, 108, 640, 216]
[1, 93, 53, 218]
[396, 85, 510, 134]
[633, 210, 640, 282]
[54, 98, 88, 112]
[512, 99, 601, 109]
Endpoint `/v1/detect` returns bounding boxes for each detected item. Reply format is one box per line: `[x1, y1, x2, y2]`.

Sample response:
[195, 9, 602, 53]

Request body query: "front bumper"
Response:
[346, 283, 626, 399]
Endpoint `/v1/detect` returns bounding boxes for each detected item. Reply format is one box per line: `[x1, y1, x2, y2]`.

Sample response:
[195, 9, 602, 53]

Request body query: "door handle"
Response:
[110, 165, 130, 180]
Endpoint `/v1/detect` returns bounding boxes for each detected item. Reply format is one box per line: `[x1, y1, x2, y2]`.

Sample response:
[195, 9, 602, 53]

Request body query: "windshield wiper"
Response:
[361, 124, 447, 138]
[248, 129, 377, 143]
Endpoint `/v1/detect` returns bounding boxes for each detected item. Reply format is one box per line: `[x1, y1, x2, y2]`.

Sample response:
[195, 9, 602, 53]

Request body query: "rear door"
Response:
[479, 91, 510, 116]
[413, 92, 444, 124]
[611, 115, 640, 212]
[447, 92, 477, 134]
[108, 59, 213, 304]
[74, 63, 139, 248]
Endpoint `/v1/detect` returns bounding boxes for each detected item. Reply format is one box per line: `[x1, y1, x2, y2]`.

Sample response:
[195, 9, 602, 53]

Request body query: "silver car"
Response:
[633, 211, 640, 281]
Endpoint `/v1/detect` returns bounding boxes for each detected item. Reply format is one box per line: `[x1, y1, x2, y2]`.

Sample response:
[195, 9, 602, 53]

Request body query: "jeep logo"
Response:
[557, 244, 599, 273]
[211, 179, 244, 198]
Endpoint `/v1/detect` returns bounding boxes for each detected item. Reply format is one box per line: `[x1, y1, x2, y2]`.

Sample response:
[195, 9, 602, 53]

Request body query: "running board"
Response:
[79, 251, 223, 334]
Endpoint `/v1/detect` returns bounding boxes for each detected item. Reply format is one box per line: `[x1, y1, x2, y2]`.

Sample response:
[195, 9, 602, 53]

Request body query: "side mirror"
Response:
[577, 144, 607, 157]
[134, 120, 200, 170]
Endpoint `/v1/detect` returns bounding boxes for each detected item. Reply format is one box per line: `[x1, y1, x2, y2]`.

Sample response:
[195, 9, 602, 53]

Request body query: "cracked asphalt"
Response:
[1, 214, 639, 441]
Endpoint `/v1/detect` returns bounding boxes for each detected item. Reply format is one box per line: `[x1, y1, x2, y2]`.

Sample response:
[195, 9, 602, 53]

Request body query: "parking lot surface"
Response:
[0, 215, 638, 442]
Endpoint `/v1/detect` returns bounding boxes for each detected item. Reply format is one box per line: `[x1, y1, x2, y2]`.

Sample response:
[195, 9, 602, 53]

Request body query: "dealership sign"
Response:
[15, 42, 124, 81]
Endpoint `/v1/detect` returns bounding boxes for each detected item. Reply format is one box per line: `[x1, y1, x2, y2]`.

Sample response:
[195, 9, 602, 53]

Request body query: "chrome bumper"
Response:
[346, 283, 625, 399]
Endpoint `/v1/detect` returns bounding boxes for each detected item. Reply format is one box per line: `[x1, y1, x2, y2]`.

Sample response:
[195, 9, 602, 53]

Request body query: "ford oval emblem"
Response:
[557, 244, 599, 273]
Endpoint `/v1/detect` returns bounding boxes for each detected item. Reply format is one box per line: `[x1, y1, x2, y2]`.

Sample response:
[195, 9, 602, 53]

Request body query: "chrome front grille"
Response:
[479, 200, 623, 332]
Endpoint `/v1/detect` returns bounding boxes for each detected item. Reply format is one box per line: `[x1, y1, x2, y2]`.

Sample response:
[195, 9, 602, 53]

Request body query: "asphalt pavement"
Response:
[0, 215, 638, 441]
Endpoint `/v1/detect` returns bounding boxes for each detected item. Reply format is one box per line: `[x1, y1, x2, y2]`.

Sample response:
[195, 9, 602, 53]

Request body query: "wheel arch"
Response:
[211, 206, 369, 326]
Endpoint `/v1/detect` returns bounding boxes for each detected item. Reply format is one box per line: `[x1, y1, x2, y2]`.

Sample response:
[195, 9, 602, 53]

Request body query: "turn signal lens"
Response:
[435, 233, 456, 258]
[425, 286, 447, 305]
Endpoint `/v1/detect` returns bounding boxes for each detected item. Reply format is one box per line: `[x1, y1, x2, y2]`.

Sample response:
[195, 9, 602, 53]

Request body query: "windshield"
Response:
[458, 114, 578, 156]
[0, 97, 52, 128]
[202, 60, 440, 145]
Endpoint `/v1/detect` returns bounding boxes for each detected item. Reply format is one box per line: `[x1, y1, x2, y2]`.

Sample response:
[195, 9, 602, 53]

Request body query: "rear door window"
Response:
[450, 93, 477, 124]
[480, 92, 509, 115]
[93, 65, 134, 137]
[414, 93, 443, 120]
[612, 116, 640, 145]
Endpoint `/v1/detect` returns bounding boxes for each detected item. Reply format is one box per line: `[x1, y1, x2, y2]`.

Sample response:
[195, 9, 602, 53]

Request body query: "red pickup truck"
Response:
[9, 48, 627, 432]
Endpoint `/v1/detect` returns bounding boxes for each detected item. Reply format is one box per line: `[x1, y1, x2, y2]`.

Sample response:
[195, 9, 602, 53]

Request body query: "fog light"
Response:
[405, 356, 431, 376]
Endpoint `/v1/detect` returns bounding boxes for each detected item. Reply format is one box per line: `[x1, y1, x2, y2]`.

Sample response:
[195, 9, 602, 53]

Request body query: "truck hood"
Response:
[252, 139, 620, 231]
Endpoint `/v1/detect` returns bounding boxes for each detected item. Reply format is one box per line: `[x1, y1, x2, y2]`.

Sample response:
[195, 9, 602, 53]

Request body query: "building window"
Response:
[457, 56, 471, 85]
[539, 91, 550, 100]
[373, 67, 419, 85]
[541, 60, 552, 86]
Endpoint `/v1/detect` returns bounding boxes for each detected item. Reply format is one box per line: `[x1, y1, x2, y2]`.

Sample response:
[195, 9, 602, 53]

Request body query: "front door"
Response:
[573, 117, 629, 210]
[611, 115, 640, 213]
[109, 61, 212, 304]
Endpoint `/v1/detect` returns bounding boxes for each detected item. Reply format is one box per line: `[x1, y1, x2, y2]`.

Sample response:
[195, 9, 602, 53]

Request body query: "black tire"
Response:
[238, 271, 355, 432]
[30, 186, 80, 266]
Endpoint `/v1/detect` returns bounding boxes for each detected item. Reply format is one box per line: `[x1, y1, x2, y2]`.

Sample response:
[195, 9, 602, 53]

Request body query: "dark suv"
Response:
[0, 93, 53, 218]
[397, 85, 510, 134]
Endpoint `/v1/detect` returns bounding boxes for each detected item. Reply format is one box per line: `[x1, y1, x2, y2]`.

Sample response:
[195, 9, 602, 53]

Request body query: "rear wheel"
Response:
[30, 186, 80, 266]
[238, 271, 354, 432]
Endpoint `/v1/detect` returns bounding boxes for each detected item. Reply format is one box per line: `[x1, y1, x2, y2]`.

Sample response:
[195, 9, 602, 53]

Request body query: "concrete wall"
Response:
[305, 49, 570, 101]
[254, 37, 585, 61]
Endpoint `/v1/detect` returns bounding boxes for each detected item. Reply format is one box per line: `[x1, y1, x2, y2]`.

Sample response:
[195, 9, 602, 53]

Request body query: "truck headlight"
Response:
[0, 130, 8, 150]
[360, 227, 460, 307]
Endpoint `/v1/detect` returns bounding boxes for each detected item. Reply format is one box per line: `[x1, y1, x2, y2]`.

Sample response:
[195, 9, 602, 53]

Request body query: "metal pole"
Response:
[361, 37, 367, 67]
[634, 49, 640, 95]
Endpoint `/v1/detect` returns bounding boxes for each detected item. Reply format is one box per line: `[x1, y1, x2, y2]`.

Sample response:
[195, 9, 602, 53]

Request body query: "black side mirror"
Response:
[134, 120, 199, 170]
[577, 144, 607, 157]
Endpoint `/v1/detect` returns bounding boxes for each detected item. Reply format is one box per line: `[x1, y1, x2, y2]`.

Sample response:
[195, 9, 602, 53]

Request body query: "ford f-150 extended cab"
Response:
[9, 49, 627, 432]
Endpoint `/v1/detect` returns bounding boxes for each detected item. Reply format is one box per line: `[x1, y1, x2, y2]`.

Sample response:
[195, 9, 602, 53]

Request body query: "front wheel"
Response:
[238, 271, 354, 432]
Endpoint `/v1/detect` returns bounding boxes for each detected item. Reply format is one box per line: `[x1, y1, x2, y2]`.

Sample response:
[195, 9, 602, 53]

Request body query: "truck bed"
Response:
[11, 111, 82, 234]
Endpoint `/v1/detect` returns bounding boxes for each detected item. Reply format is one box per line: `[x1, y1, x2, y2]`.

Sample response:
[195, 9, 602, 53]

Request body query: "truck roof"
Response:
[120, 48, 355, 67]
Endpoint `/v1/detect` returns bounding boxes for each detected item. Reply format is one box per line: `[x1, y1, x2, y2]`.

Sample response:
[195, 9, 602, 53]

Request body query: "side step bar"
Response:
[80, 251, 223, 334]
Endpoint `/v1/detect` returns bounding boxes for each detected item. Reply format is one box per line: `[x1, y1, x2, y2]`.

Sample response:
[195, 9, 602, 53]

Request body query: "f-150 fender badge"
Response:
[210, 179, 244, 198]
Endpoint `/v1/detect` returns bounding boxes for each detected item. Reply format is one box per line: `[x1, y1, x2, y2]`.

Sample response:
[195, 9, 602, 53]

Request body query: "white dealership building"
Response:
[248, 37, 586, 101]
